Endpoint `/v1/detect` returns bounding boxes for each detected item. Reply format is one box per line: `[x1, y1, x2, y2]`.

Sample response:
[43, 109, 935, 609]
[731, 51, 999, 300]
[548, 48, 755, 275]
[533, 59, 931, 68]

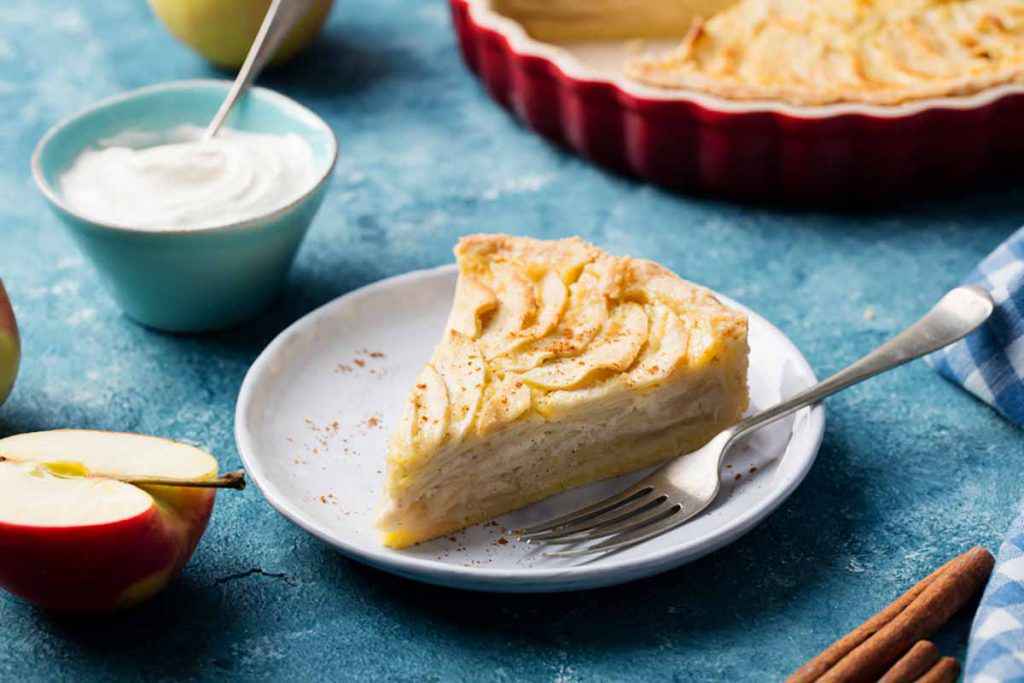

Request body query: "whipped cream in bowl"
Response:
[32, 80, 338, 332]
[60, 126, 319, 231]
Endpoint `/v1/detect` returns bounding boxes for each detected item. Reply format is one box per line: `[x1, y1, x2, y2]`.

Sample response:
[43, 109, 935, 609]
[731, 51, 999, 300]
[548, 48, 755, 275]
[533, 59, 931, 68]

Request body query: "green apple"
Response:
[0, 280, 18, 407]
[148, 0, 335, 68]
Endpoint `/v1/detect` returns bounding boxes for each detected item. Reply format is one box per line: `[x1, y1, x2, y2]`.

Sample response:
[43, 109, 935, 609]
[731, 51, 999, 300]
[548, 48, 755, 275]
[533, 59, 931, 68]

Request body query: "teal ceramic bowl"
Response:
[32, 80, 338, 333]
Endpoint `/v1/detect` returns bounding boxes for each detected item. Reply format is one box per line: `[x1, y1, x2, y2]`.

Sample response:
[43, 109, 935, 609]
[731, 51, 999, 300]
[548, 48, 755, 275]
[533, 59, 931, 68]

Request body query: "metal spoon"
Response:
[203, 0, 318, 140]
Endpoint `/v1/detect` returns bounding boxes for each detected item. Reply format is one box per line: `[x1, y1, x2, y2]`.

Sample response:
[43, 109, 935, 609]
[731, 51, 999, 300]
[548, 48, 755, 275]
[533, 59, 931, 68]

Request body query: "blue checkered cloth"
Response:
[965, 509, 1024, 682]
[924, 227, 1024, 681]
[926, 225, 1024, 425]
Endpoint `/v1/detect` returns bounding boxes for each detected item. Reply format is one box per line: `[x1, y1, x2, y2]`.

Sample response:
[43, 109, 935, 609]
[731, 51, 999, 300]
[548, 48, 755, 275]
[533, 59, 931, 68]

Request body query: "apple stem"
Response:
[0, 457, 247, 490]
[125, 469, 247, 490]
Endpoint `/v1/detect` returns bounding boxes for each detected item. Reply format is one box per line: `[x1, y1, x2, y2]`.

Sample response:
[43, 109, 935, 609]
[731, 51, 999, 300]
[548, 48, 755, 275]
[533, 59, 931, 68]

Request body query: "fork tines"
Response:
[515, 484, 688, 558]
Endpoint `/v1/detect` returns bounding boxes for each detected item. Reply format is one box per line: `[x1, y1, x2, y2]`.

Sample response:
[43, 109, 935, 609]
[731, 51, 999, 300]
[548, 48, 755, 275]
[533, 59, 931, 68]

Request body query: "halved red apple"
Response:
[0, 430, 228, 611]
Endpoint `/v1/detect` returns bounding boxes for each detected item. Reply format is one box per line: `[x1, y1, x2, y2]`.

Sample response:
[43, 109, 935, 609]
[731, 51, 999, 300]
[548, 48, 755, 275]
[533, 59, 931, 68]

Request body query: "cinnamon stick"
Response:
[819, 546, 993, 682]
[877, 640, 940, 683]
[914, 657, 959, 683]
[787, 552, 962, 683]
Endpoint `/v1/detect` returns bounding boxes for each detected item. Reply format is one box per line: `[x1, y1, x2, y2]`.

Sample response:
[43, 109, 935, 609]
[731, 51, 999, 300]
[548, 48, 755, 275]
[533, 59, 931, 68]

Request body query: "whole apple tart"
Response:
[500, 0, 1024, 106]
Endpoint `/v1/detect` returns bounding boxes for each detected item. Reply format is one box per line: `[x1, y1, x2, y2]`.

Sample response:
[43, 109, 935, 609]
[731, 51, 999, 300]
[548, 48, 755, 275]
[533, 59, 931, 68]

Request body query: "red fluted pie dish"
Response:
[450, 0, 1024, 203]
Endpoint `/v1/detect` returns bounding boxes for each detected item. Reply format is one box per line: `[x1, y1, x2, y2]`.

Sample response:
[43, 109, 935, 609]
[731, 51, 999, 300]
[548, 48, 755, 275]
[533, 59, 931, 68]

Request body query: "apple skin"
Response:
[0, 279, 18, 407]
[0, 485, 214, 612]
[148, 0, 335, 69]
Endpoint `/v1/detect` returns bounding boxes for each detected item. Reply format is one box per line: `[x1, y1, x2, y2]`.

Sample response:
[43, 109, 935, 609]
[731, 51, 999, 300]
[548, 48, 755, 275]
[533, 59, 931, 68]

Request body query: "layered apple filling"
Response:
[379, 235, 748, 548]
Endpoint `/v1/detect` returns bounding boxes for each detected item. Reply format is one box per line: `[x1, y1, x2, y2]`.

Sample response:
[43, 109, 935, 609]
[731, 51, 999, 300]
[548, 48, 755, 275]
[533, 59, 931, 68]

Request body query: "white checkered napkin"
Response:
[966, 510, 1024, 682]
[926, 225, 1024, 425]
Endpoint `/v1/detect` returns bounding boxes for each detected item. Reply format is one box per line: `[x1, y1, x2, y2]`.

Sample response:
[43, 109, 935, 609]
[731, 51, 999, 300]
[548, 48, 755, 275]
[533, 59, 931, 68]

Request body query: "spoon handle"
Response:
[203, 0, 317, 140]
[732, 285, 995, 441]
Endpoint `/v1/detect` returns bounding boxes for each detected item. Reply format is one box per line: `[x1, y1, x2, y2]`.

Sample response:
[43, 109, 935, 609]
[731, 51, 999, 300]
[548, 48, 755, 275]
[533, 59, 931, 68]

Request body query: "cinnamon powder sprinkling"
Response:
[338, 349, 386, 373]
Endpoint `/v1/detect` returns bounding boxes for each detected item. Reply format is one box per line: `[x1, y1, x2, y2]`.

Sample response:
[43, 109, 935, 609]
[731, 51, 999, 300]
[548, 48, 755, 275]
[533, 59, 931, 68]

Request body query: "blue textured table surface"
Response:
[1, 1, 1022, 680]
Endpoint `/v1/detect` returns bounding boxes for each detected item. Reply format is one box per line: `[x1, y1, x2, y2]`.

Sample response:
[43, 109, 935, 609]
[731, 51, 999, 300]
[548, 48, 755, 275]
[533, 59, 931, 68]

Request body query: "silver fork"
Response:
[517, 286, 995, 558]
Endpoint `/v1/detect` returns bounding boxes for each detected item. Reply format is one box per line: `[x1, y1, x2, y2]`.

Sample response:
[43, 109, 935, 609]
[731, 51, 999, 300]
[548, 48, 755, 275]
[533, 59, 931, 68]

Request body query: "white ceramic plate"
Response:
[235, 265, 825, 592]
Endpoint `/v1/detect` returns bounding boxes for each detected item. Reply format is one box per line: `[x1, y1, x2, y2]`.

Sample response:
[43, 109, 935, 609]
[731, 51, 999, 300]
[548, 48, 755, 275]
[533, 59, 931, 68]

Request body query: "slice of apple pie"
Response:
[378, 235, 749, 548]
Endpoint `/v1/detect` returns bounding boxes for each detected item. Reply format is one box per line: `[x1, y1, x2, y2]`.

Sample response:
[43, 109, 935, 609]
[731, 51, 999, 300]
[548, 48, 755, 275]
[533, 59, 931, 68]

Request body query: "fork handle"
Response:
[730, 285, 994, 443]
